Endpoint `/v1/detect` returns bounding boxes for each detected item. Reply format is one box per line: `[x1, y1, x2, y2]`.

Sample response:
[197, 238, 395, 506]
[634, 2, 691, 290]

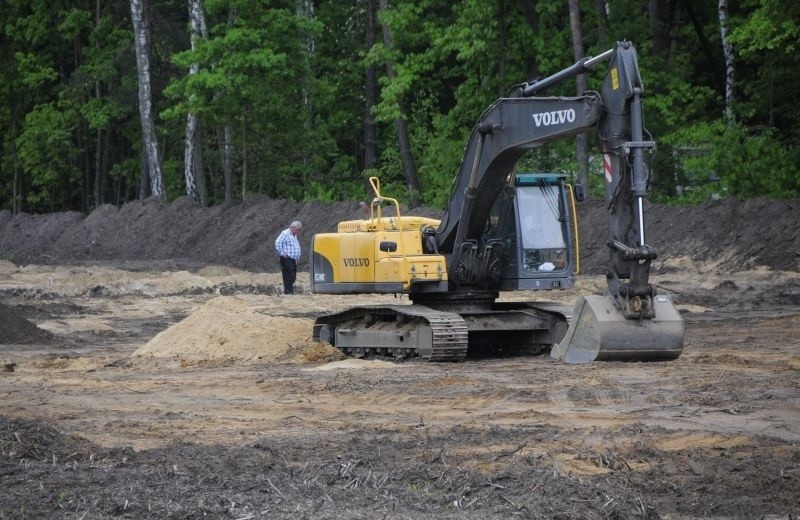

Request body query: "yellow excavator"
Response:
[310, 41, 684, 363]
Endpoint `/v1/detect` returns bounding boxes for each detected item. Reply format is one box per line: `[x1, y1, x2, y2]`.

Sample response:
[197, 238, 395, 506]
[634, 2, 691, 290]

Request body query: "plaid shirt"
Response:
[275, 228, 301, 260]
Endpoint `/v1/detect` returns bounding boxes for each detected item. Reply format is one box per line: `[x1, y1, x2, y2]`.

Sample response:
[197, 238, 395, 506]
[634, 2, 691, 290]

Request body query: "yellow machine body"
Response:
[312, 186, 448, 294]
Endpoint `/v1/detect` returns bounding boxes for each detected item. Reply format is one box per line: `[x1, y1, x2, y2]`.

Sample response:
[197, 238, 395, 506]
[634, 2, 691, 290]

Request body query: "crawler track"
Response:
[312, 305, 469, 361]
[313, 301, 574, 361]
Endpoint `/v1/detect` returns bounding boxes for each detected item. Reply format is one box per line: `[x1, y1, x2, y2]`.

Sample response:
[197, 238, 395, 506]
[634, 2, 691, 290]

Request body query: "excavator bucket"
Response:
[551, 294, 684, 364]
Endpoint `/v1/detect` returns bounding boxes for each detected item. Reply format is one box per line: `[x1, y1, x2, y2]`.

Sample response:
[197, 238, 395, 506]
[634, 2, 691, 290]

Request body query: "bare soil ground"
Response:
[1, 196, 799, 519]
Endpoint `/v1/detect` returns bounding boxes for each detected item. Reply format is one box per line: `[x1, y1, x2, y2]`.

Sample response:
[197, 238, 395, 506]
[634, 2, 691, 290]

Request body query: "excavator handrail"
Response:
[566, 183, 580, 275]
[367, 176, 403, 230]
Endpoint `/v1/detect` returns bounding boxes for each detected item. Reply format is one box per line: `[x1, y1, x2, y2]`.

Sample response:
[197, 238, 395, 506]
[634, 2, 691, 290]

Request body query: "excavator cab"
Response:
[490, 173, 578, 292]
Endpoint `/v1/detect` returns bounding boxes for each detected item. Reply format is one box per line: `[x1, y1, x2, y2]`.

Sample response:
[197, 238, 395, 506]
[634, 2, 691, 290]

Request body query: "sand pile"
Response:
[131, 296, 312, 365]
[294, 341, 346, 363]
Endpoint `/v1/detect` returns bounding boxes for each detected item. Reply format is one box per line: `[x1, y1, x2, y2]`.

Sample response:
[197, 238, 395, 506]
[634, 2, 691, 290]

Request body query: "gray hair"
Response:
[290, 221, 302, 229]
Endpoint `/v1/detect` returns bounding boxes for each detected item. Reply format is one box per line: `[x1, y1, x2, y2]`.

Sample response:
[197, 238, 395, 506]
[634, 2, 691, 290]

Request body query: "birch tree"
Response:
[184, 0, 209, 204]
[129, 0, 165, 200]
[718, 0, 735, 125]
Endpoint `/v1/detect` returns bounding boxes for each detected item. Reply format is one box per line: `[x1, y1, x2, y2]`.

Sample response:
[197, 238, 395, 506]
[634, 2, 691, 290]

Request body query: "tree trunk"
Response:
[595, 0, 608, 47]
[12, 119, 20, 215]
[718, 0, 735, 125]
[139, 145, 149, 200]
[668, 1, 682, 68]
[520, 0, 540, 78]
[363, 0, 378, 195]
[649, 0, 660, 51]
[568, 0, 589, 189]
[378, 0, 420, 208]
[296, 0, 315, 179]
[101, 128, 109, 202]
[93, 0, 103, 209]
[193, 129, 207, 206]
[184, 0, 209, 204]
[220, 125, 235, 201]
[394, 118, 418, 204]
[184, 111, 200, 202]
[94, 127, 102, 207]
[241, 117, 247, 199]
[130, 0, 165, 201]
[498, 0, 507, 96]
[683, 0, 719, 89]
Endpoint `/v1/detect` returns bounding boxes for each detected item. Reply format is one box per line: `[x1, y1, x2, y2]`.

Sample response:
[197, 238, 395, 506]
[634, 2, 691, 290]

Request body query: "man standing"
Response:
[275, 220, 302, 294]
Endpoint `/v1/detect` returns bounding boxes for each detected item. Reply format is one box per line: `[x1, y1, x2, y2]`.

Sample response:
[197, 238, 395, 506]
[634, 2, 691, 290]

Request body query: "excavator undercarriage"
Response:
[313, 292, 571, 361]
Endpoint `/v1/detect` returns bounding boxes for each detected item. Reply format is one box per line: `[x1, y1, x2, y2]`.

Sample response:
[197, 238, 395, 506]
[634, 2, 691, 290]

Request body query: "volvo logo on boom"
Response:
[532, 109, 576, 127]
[343, 257, 370, 267]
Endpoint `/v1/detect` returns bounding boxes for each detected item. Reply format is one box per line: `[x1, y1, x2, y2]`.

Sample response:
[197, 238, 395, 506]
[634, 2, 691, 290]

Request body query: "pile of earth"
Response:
[0, 194, 797, 273]
[127, 296, 345, 367]
[0, 301, 54, 345]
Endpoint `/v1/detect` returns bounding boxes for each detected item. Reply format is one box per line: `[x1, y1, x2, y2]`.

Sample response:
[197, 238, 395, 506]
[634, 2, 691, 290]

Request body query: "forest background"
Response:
[1, 0, 798, 215]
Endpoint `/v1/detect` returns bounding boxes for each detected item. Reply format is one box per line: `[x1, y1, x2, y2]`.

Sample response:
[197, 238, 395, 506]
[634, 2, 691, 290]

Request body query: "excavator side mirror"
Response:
[573, 184, 585, 202]
[380, 241, 398, 253]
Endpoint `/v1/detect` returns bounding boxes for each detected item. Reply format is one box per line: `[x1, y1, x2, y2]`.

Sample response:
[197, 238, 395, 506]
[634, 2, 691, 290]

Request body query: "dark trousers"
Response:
[280, 256, 297, 294]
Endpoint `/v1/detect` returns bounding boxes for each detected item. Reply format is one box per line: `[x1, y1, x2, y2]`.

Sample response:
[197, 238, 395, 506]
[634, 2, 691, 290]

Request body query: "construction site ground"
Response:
[1, 195, 799, 519]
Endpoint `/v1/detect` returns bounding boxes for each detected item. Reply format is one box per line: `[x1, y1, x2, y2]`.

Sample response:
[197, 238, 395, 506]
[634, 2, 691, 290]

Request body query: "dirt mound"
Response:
[0, 196, 373, 273]
[0, 195, 798, 273]
[294, 341, 346, 363]
[575, 196, 799, 273]
[130, 296, 312, 365]
[0, 301, 54, 344]
[0, 416, 96, 462]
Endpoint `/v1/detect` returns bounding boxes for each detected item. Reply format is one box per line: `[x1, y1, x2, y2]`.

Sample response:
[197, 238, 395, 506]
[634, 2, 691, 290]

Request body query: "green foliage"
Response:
[0, 0, 798, 213]
[658, 120, 799, 203]
[726, 1, 800, 148]
[14, 52, 58, 90]
[57, 7, 92, 40]
[162, 2, 348, 202]
[80, 98, 127, 130]
[730, 0, 799, 55]
[714, 126, 798, 199]
[16, 102, 80, 207]
[161, 156, 185, 199]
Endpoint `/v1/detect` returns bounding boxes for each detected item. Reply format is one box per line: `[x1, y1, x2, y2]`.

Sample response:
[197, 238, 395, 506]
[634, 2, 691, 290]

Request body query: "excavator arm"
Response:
[431, 41, 683, 362]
